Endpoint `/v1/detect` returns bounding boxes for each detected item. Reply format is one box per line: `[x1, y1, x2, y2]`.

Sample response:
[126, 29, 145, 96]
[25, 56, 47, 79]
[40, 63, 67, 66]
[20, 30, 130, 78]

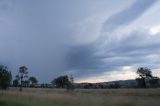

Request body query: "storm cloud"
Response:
[0, 0, 160, 82]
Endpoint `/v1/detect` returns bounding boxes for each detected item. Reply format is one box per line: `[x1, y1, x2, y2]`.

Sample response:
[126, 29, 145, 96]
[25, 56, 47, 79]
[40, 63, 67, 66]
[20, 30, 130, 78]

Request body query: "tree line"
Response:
[0, 65, 74, 91]
[0, 65, 160, 90]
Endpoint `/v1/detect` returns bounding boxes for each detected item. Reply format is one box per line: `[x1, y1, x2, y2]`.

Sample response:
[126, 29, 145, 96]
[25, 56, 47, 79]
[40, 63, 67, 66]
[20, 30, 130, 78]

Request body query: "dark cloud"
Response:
[101, 30, 160, 68]
[66, 44, 102, 69]
[65, 44, 105, 78]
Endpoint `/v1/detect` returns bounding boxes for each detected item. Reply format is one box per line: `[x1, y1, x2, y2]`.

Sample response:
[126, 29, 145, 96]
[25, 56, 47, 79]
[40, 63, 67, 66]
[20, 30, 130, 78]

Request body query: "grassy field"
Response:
[0, 88, 160, 106]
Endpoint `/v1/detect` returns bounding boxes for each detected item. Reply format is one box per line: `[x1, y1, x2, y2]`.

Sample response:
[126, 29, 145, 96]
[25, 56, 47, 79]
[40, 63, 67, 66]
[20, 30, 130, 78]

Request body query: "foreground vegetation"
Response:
[0, 88, 160, 106]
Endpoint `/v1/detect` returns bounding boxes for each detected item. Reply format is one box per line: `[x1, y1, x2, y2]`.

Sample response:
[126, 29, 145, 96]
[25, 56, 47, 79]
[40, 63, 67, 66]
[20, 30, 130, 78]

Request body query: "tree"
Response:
[29, 76, 38, 87]
[149, 77, 160, 87]
[52, 75, 75, 91]
[13, 75, 19, 87]
[136, 67, 153, 88]
[13, 79, 19, 87]
[66, 75, 75, 90]
[137, 67, 153, 78]
[18, 66, 28, 91]
[52, 75, 71, 88]
[0, 65, 12, 90]
[69, 75, 74, 84]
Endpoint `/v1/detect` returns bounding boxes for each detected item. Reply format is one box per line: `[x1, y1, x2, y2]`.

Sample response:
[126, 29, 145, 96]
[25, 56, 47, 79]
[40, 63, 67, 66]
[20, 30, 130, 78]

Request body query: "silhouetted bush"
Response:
[52, 75, 75, 90]
[0, 65, 12, 90]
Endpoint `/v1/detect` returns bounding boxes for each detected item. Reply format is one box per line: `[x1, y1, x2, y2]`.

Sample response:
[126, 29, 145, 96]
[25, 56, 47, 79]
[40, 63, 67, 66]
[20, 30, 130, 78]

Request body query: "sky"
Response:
[0, 0, 160, 83]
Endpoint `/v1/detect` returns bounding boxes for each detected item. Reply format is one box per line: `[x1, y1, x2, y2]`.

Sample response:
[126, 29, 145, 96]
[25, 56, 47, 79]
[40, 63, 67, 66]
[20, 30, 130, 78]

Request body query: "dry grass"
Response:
[0, 88, 160, 106]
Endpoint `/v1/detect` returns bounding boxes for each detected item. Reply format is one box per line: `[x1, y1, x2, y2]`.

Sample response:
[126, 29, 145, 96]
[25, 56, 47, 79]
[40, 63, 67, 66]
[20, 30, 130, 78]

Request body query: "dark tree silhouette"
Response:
[136, 67, 153, 88]
[13, 75, 20, 87]
[52, 75, 74, 89]
[13, 79, 18, 87]
[0, 65, 12, 90]
[66, 75, 75, 91]
[18, 66, 28, 91]
[149, 77, 160, 87]
[29, 76, 38, 87]
[137, 67, 153, 78]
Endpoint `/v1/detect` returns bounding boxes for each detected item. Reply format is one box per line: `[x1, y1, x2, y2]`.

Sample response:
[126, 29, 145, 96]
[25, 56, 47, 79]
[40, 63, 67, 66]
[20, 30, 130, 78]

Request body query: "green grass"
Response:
[0, 88, 160, 106]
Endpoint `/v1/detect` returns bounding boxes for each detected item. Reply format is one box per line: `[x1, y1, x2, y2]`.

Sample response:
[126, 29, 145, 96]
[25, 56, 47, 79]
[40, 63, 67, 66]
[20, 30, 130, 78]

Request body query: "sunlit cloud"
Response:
[150, 25, 160, 35]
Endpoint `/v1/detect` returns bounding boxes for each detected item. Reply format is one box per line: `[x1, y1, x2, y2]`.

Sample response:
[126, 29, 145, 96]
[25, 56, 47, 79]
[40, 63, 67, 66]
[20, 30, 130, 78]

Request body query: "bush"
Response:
[0, 65, 12, 90]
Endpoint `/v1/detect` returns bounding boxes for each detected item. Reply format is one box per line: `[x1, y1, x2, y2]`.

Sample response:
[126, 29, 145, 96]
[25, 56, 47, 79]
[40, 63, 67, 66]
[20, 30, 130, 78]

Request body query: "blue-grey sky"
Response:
[0, 0, 160, 83]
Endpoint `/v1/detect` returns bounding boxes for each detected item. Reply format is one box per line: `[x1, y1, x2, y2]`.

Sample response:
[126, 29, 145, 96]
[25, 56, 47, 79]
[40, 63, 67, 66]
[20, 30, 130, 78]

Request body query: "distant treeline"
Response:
[0, 65, 160, 90]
